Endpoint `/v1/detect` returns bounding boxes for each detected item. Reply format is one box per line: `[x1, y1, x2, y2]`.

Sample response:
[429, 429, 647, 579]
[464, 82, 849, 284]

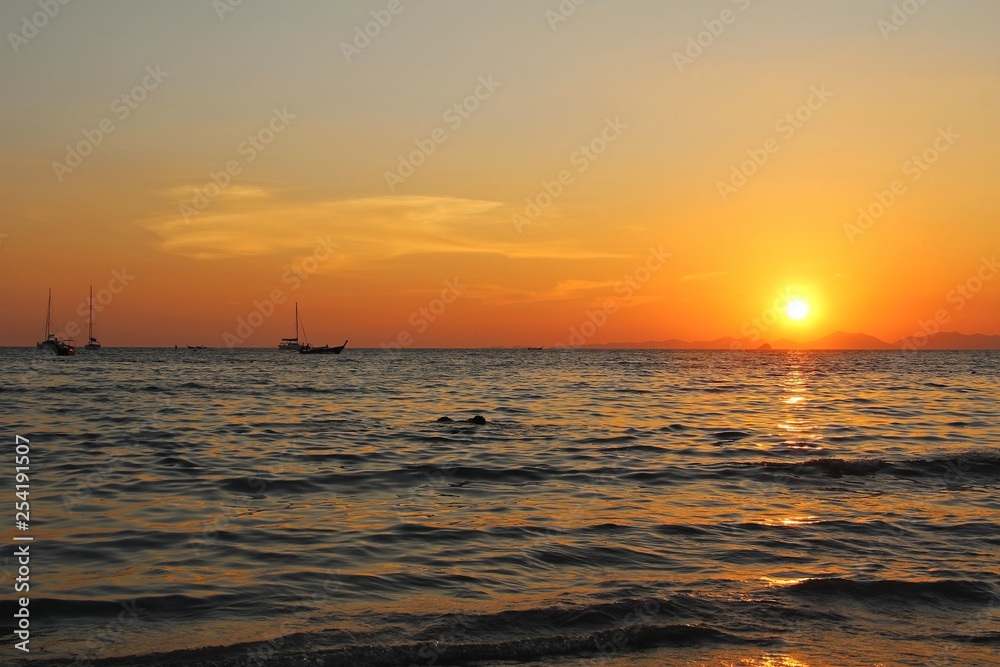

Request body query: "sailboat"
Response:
[85, 285, 101, 349]
[278, 302, 305, 351]
[281, 302, 346, 354]
[36, 289, 75, 356]
[299, 340, 348, 355]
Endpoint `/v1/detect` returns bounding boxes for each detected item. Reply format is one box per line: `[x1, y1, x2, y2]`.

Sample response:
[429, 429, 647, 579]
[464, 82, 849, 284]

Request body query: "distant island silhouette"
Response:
[577, 331, 1000, 350]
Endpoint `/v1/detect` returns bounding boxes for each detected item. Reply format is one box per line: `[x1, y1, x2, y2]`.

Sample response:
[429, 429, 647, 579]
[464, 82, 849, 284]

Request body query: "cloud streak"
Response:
[142, 193, 628, 263]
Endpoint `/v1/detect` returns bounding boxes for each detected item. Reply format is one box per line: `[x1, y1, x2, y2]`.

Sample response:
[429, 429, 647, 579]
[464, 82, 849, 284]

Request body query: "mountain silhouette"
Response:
[579, 331, 1000, 350]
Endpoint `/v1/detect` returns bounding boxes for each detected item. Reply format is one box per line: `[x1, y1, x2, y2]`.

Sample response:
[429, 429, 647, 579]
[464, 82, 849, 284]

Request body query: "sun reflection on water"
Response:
[758, 515, 822, 527]
[777, 355, 824, 451]
[721, 655, 813, 666]
[759, 575, 808, 587]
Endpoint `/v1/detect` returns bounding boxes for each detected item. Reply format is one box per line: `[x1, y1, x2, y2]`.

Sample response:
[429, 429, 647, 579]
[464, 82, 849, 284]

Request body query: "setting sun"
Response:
[786, 299, 810, 321]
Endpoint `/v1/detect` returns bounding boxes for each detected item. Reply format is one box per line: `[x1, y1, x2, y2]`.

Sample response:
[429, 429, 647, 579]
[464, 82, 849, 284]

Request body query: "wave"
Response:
[22, 579, 995, 666]
[7, 578, 999, 666]
[750, 451, 1000, 480]
[21, 626, 754, 667]
[17, 597, 766, 667]
[785, 577, 998, 604]
[123, 450, 1000, 499]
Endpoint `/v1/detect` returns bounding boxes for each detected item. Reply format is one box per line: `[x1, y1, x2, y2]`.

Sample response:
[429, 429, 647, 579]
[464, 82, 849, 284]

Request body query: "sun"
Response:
[786, 299, 809, 320]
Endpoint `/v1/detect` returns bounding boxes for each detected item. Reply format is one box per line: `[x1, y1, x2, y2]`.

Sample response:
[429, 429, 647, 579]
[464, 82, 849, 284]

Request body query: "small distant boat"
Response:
[187, 345, 208, 350]
[300, 340, 348, 355]
[527, 346, 544, 350]
[36, 288, 75, 356]
[278, 302, 304, 351]
[84, 285, 101, 350]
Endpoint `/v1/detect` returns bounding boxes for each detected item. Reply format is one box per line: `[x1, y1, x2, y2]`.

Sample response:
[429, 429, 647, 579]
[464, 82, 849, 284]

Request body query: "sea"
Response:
[1, 348, 998, 667]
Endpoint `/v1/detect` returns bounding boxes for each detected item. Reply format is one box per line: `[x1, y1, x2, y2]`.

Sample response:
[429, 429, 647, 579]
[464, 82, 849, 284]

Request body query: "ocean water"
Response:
[1, 348, 999, 667]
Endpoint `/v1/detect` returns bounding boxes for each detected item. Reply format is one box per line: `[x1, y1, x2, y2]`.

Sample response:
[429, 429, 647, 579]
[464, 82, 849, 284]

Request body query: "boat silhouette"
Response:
[299, 340, 348, 355]
[36, 288, 75, 356]
[84, 285, 101, 349]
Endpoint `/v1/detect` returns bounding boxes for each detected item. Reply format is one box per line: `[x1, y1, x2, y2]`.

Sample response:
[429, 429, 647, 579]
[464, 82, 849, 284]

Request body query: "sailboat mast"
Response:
[45, 288, 52, 338]
[295, 302, 299, 340]
[89, 285, 94, 340]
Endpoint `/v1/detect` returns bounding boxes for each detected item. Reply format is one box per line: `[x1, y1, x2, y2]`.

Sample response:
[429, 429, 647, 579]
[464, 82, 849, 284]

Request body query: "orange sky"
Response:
[1, 1, 998, 347]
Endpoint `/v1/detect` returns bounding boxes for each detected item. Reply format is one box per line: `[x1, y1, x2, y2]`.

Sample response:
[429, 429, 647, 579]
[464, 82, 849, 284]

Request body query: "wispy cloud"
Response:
[474, 279, 619, 306]
[141, 191, 628, 263]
